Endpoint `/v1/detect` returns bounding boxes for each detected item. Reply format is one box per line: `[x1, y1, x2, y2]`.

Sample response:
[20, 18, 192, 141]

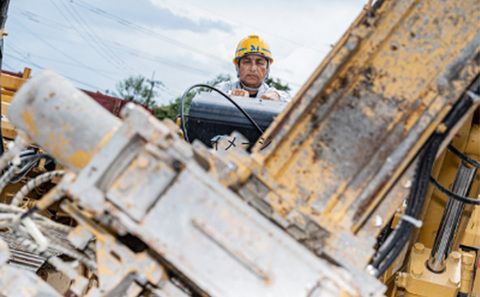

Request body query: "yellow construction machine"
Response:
[0, 0, 479, 296]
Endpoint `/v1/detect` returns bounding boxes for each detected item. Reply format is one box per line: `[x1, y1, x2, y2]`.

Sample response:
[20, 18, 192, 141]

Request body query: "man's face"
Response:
[238, 54, 268, 88]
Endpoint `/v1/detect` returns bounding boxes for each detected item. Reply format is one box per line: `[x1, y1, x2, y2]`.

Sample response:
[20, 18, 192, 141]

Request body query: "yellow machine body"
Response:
[0, 0, 479, 296]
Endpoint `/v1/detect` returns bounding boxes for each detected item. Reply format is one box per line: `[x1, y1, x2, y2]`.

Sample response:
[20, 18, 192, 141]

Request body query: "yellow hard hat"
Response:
[233, 35, 273, 65]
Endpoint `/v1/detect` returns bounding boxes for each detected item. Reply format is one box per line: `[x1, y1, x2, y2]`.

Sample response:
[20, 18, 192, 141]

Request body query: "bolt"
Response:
[366, 265, 378, 276]
[448, 275, 460, 286]
[411, 265, 423, 278]
[375, 215, 383, 227]
[450, 251, 461, 263]
[401, 178, 412, 189]
[436, 123, 447, 134]
[171, 160, 182, 172]
[413, 242, 425, 254]
[120, 102, 136, 119]
[395, 272, 408, 288]
[462, 253, 474, 266]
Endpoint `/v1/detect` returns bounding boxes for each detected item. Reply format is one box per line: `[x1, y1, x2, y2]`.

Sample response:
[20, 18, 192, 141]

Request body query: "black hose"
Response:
[19, 153, 52, 164]
[371, 86, 475, 277]
[373, 137, 439, 276]
[7, 153, 53, 184]
[447, 144, 480, 168]
[430, 176, 480, 205]
[180, 84, 264, 143]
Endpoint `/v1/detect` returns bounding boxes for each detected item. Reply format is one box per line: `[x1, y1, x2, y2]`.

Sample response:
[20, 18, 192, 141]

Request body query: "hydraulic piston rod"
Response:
[427, 161, 477, 272]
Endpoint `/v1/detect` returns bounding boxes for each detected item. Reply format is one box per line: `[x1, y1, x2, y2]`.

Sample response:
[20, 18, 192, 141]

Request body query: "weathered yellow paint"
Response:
[69, 150, 93, 170]
[246, 0, 479, 238]
[22, 110, 37, 138]
[95, 126, 118, 154]
[418, 116, 480, 249]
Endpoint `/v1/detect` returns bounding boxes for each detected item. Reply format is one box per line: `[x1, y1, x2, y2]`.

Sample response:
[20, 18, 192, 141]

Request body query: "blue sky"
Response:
[4, 0, 367, 105]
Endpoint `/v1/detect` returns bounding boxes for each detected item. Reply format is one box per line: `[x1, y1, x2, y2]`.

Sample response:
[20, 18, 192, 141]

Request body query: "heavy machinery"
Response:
[0, 0, 479, 296]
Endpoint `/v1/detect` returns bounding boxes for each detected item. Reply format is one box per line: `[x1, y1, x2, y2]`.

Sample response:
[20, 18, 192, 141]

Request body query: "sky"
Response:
[3, 0, 368, 106]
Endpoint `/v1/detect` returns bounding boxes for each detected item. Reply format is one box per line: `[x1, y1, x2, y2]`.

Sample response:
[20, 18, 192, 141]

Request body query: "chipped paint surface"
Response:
[247, 0, 480, 238]
[22, 110, 37, 138]
[69, 150, 93, 169]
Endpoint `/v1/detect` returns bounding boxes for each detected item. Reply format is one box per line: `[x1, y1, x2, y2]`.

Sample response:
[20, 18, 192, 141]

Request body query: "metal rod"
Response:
[427, 161, 477, 272]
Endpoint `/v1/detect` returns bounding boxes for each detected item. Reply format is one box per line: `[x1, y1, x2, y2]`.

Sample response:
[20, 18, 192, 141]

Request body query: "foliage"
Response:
[113, 75, 159, 110]
[154, 74, 232, 122]
[113, 73, 291, 123]
[265, 77, 290, 92]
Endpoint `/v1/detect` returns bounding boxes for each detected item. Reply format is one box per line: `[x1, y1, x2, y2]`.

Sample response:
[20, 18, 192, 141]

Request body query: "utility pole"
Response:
[146, 71, 163, 108]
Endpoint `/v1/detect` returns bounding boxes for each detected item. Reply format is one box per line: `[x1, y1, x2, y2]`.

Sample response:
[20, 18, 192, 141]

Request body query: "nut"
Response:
[413, 242, 425, 253]
[411, 265, 423, 278]
[462, 253, 474, 266]
[450, 251, 461, 263]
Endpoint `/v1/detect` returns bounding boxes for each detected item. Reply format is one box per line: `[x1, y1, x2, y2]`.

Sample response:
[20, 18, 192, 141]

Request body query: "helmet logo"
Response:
[250, 45, 259, 51]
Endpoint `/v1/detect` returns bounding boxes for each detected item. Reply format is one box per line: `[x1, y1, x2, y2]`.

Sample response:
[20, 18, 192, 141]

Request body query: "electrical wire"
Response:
[8, 20, 120, 80]
[51, 0, 134, 75]
[180, 84, 264, 143]
[4, 51, 103, 91]
[174, 0, 330, 55]
[71, 0, 231, 70]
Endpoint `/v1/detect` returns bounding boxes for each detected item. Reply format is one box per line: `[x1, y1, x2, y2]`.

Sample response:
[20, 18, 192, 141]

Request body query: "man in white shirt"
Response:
[215, 35, 291, 102]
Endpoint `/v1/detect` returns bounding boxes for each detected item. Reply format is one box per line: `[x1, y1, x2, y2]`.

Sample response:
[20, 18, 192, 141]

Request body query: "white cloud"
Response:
[5, 0, 368, 103]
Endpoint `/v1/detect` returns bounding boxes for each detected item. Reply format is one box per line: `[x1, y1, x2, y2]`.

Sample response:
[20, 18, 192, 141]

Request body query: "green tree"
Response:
[113, 75, 159, 110]
[265, 77, 291, 92]
[155, 74, 232, 121]
[114, 74, 291, 122]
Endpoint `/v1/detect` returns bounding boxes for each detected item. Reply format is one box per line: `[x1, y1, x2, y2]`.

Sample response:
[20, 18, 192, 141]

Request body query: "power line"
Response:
[9, 9, 212, 80]
[7, 19, 120, 81]
[11, 8, 75, 32]
[4, 52, 104, 91]
[71, 0, 231, 71]
[50, 0, 135, 76]
[69, 1, 299, 92]
[109, 41, 211, 76]
[174, 0, 331, 54]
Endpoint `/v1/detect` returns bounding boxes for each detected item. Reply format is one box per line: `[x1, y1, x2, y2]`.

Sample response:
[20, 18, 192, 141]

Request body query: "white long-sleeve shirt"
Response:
[214, 80, 291, 102]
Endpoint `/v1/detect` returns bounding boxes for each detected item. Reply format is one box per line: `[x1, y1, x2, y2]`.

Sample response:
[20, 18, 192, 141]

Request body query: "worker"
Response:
[215, 35, 291, 102]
